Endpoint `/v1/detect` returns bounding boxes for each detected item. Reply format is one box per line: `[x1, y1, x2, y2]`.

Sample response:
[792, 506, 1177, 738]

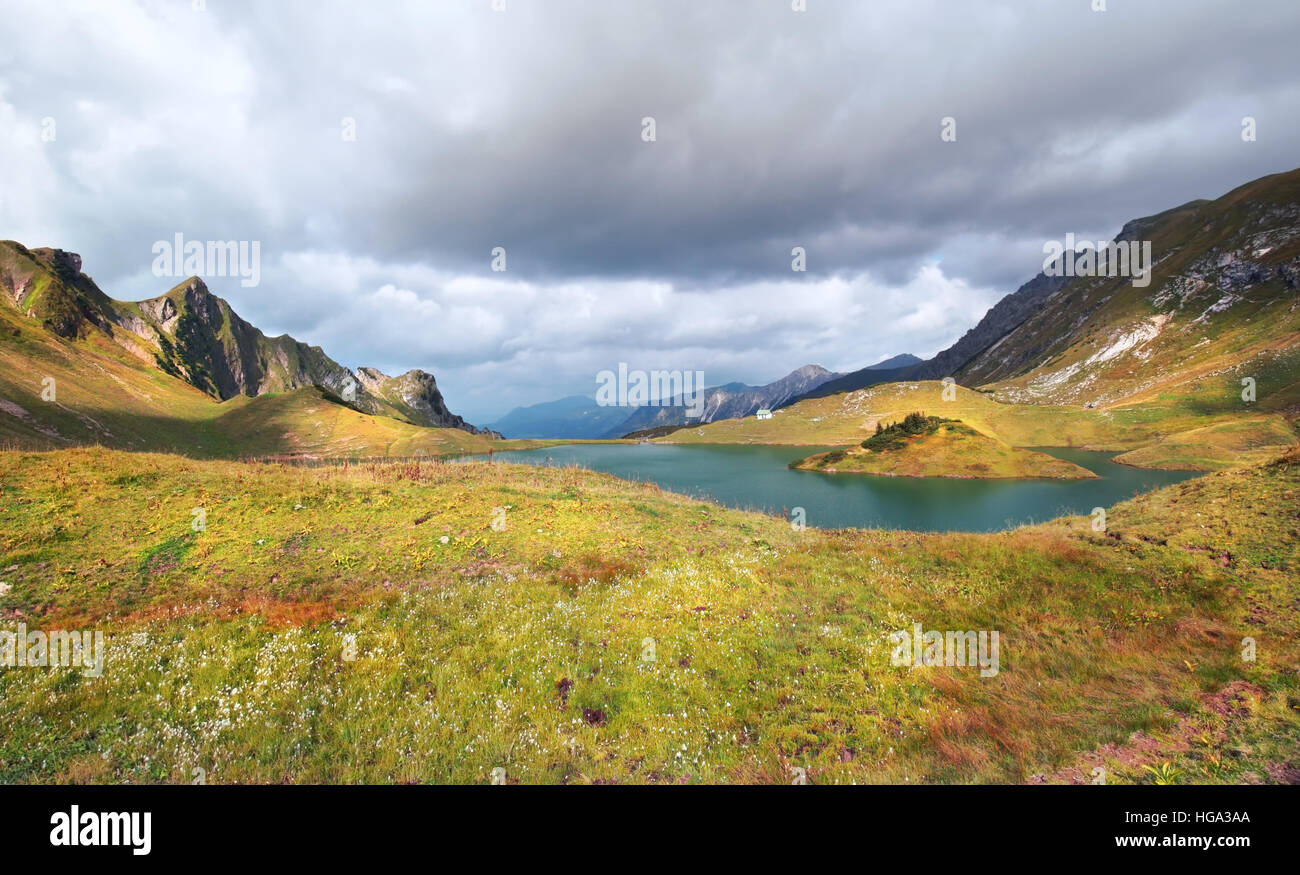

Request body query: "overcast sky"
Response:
[3, 0, 1298, 423]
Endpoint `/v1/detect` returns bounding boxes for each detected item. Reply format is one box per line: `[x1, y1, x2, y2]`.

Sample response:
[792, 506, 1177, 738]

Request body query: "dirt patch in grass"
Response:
[551, 553, 640, 591]
[1265, 761, 1300, 784]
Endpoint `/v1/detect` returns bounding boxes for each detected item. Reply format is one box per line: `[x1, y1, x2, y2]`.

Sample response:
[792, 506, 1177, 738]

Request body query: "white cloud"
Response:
[197, 250, 999, 421]
[1, 0, 1297, 422]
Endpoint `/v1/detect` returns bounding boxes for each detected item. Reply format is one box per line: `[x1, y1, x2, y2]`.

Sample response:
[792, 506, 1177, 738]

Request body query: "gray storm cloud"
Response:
[2, 0, 1297, 421]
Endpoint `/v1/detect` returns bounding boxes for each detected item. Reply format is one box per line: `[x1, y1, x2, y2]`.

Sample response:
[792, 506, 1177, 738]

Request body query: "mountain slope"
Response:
[867, 353, 923, 370]
[788, 167, 1300, 425]
[958, 169, 1300, 416]
[0, 241, 498, 453]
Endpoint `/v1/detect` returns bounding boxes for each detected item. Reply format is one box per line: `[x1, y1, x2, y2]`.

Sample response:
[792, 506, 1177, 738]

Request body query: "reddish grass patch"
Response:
[552, 553, 639, 589]
[234, 597, 343, 628]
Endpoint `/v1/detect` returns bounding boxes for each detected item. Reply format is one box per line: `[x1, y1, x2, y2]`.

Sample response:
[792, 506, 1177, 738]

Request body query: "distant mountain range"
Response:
[488, 359, 918, 438]
[606, 363, 844, 437]
[483, 394, 638, 440]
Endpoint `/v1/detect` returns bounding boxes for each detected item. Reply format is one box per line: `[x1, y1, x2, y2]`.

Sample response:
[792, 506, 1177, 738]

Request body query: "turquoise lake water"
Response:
[472, 443, 1199, 532]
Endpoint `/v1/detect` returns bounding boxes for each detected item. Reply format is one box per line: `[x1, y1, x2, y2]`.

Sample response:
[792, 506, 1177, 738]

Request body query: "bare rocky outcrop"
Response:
[355, 366, 501, 435]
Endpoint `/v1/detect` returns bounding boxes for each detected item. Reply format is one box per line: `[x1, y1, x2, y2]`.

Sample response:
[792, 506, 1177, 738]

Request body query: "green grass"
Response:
[1112, 415, 1298, 470]
[1, 446, 1296, 784]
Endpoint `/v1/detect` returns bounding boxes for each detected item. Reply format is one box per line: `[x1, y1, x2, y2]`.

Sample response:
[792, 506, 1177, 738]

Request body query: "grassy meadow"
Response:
[658, 380, 1298, 472]
[1, 445, 1297, 784]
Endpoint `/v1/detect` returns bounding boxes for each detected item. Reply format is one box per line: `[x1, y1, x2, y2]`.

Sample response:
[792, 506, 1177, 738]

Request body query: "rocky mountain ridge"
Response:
[0, 241, 495, 436]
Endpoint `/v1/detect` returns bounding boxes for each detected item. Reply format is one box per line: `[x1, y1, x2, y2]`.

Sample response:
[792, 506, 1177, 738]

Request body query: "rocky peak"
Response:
[353, 366, 392, 393]
[352, 366, 498, 436]
[55, 250, 82, 277]
[178, 278, 223, 325]
[29, 247, 82, 278]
